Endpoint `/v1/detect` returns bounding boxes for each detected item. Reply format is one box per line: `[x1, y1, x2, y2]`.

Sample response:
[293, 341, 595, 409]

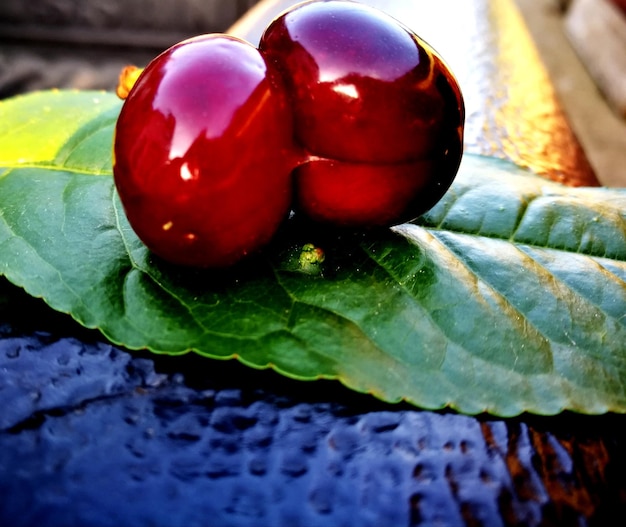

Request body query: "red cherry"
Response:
[113, 35, 297, 268]
[259, 0, 464, 227]
[114, 2, 465, 268]
[294, 158, 435, 227]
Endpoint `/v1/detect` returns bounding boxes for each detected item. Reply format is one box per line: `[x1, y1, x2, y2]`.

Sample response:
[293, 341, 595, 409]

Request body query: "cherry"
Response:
[260, 0, 464, 227]
[113, 35, 297, 268]
[113, 1, 464, 267]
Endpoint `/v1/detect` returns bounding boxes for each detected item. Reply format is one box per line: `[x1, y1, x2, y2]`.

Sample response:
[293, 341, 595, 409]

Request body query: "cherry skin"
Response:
[114, 2, 465, 268]
[260, 0, 465, 227]
[113, 35, 297, 268]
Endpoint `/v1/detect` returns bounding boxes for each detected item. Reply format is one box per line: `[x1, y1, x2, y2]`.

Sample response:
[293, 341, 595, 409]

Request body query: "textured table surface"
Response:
[1, 1, 624, 526]
[1, 281, 625, 526]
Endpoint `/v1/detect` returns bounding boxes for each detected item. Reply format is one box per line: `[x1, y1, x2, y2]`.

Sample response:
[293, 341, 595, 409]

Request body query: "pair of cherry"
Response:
[113, 0, 465, 268]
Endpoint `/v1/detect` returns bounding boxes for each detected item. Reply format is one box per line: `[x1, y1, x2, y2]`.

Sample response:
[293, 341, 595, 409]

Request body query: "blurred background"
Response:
[1, 0, 624, 186]
[515, 0, 626, 186]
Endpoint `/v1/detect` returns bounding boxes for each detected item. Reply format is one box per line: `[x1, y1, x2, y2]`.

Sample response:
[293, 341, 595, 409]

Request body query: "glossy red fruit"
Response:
[113, 35, 296, 268]
[260, 0, 464, 227]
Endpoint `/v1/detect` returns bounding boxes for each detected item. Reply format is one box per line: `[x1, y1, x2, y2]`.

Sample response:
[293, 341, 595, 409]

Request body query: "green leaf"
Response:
[1, 90, 625, 416]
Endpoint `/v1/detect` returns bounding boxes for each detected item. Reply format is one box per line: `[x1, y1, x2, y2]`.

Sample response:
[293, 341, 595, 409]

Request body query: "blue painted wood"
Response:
[1, 281, 625, 526]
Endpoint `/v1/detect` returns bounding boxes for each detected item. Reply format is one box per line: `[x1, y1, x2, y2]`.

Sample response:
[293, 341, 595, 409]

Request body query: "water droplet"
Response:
[126, 438, 146, 458]
[128, 463, 152, 482]
[171, 373, 185, 385]
[292, 404, 313, 423]
[170, 458, 202, 482]
[57, 353, 71, 366]
[248, 457, 267, 476]
[280, 453, 308, 477]
[206, 457, 241, 478]
[124, 410, 140, 425]
[144, 427, 156, 439]
[5, 345, 20, 359]
[215, 389, 243, 407]
[309, 485, 334, 515]
[225, 489, 266, 518]
[413, 462, 435, 483]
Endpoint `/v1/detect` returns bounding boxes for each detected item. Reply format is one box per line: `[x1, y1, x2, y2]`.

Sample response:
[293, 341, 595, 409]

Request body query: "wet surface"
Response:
[1, 280, 625, 526]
